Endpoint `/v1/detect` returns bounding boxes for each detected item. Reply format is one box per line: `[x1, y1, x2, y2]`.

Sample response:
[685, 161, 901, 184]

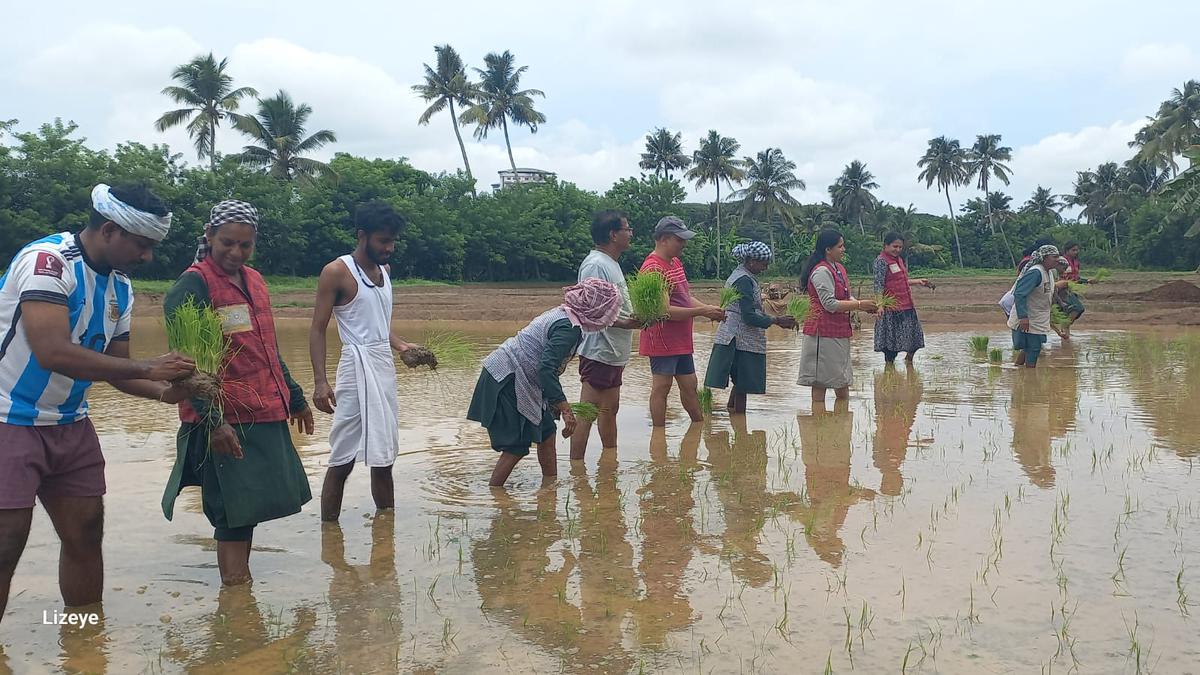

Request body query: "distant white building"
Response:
[492, 167, 556, 190]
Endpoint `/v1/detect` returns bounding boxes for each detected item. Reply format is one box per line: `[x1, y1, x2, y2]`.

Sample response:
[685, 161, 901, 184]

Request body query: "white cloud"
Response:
[24, 24, 202, 92]
[1009, 121, 1142, 200]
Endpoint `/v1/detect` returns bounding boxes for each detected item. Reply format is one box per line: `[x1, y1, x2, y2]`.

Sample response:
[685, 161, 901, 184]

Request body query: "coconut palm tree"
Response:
[1020, 186, 1063, 223]
[916, 136, 968, 266]
[154, 53, 257, 171]
[829, 160, 879, 236]
[459, 50, 545, 172]
[413, 44, 477, 188]
[732, 148, 805, 251]
[232, 90, 337, 185]
[685, 130, 744, 276]
[640, 128, 691, 180]
[792, 203, 839, 235]
[1133, 80, 1200, 173]
[966, 134, 1013, 234]
[1161, 145, 1200, 238]
[1069, 162, 1126, 250]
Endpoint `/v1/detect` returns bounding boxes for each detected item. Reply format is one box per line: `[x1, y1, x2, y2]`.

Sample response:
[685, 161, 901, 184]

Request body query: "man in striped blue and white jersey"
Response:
[0, 183, 196, 622]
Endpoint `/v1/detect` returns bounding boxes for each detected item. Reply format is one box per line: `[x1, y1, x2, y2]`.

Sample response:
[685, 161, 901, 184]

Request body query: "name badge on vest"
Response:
[889, 263, 901, 274]
[217, 304, 253, 334]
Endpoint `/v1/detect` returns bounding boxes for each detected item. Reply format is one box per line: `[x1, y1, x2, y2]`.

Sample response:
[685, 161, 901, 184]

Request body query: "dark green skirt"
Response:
[704, 340, 768, 394]
[466, 370, 556, 456]
[162, 421, 312, 531]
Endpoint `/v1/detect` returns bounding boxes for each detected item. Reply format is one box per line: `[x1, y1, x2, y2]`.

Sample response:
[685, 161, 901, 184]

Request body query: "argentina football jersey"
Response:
[0, 232, 133, 425]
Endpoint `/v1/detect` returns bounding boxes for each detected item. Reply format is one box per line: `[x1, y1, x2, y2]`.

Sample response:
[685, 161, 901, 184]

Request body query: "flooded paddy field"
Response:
[3, 320, 1198, 674]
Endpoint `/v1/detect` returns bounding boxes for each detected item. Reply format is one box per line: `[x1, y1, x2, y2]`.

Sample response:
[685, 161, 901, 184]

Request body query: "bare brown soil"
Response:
[134, 271, 1200, 328]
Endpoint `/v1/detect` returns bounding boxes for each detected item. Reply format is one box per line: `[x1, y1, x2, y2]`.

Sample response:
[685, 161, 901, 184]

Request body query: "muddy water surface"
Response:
[3, 320, 1199, 673]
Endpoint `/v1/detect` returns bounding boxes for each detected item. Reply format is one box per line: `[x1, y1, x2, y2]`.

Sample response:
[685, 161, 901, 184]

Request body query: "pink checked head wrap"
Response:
[561, 277, 622, 333]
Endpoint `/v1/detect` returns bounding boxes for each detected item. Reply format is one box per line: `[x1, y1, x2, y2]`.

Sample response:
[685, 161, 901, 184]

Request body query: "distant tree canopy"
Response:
[2, 118, 1198, 283]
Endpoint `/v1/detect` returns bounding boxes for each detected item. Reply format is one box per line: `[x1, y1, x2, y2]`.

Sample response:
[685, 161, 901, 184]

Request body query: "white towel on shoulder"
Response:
[328, 342, 399, 467]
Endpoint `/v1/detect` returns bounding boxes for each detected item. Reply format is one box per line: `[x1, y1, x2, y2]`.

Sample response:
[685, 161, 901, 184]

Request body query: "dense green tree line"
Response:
[1, 116, 1198, 283]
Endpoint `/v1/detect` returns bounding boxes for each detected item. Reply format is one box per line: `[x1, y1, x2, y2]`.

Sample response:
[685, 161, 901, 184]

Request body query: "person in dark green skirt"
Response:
[161, 200, 314, 585]
[703, 242, 797, 413]
[468, 278, 623, 487]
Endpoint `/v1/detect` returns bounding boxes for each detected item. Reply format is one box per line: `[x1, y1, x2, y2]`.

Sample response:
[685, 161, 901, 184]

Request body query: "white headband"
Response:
[90, 184, 172, 242]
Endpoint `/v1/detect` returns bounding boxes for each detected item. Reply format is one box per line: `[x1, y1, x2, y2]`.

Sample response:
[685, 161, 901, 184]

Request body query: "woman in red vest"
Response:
[161, 200, 314, 586]
[797, 230, 877, 402]
[872, 232, 931, 363]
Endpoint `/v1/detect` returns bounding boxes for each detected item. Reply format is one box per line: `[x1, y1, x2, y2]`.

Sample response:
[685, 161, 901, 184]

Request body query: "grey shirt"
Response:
[577, 250, 633, 366]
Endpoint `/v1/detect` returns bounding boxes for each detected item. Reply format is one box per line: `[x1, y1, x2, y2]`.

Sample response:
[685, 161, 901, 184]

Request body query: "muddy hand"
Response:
[312, 382, 337, 414]
[211, 423, 243, 459]
[146, 352, 196, 382]
[559, 405, 577, 439]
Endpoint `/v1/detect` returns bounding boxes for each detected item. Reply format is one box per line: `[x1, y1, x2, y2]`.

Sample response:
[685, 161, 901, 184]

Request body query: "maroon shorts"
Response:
[0, 419, 105, 509]
[579, 356, 625, 391]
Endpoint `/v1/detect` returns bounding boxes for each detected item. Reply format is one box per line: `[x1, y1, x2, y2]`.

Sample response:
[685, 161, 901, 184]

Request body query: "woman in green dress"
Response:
[161, 200, 314, 585]
[468, 278, 622, 486]
[703, 242, 796, 413]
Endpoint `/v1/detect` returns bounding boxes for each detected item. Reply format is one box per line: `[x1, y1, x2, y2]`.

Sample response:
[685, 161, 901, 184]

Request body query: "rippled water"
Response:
[3, 320, 1198, 673]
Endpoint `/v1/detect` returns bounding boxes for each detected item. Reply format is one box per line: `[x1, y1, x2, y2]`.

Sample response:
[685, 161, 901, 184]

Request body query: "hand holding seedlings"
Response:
[146, 352, 197, 382]
[558, 401, 577, 438]
[774, 315, 799, 330]
[858, 299, 879, 314]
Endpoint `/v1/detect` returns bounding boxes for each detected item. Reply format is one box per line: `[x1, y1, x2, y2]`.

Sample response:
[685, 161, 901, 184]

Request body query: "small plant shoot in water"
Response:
[970, 336, 990, 353]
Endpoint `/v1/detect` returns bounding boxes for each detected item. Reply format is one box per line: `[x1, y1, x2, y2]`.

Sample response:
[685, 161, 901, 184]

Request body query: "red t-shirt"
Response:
[638, 253, 694, 357]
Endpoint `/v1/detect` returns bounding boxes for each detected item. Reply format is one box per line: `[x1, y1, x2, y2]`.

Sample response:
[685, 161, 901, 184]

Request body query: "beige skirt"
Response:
[797, 335, 852, 389]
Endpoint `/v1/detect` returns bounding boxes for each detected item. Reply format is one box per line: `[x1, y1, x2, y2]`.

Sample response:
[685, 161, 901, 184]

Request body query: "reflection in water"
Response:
[795, 400, 875, 567]
[568, 450, 636, 670]
[872, 364, 924, 496]
[165, 585, 317, 673]
[317, 512, 403, 670]
[10, 325, 1200, 673]
[705, 416, 801, 586]
[634, 425, 700, 645]
[1120, 334, 1200, 458]
[59, 611, 110, 675]
[472, 489, 589, 665]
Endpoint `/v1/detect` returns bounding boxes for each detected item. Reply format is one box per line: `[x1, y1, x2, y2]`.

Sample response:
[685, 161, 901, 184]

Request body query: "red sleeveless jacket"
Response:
[803, 260, 853, 338]
[178, 258, 292, 425]
[877, 251, 914, 311]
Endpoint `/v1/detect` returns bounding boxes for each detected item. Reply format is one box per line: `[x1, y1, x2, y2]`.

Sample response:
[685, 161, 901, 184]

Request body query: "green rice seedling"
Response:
[1091, 268, 1111, 283]
[718, 286, 743, 309]
[698, 387, 714, 416]
[570, 402, 600, 423]
[787, 295, 811, 324]
[628, 270, 670, 326]
[422, 331, 475, 369]
[1051, 305, 1071, 331]
[1067, 280, 1088, 295]
[989, 348, 1003, 364]
[164, 298, 228, 413]
[873, 292, 899, 312]
[969, 336, 990, 353]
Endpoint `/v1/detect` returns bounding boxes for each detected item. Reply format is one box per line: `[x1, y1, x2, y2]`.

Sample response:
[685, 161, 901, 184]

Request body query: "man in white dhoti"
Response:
[310, 201, 417, 522]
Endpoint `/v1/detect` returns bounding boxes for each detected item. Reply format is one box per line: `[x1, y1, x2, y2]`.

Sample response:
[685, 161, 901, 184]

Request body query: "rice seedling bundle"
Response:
[164, 298, 227, 403]
[1067, 281, 1088, 295]
[969, 336, 990, 352]
[874, 292, 899, 312]
[422, 331, 476, 369]
[698, 387, 713, 416]
[718, 287, 743, 310]
[988, 348, 1003, 364]
[1051, 305, 1071, 331]
[1091, 268, 1112, 283]
[570, 402, 600, 423]
[628, 270, 670, 326]
[786, 296, 811, 324]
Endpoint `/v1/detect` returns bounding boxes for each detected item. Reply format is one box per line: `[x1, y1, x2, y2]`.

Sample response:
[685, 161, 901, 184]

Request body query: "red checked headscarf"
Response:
[561, 277, 622, 333]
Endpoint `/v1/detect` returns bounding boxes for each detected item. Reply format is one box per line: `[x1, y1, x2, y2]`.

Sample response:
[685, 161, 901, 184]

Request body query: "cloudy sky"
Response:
[3, 0, 1198, 214]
